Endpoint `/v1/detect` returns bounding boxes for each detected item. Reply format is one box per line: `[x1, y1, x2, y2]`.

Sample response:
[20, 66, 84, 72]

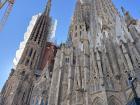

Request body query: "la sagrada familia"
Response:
[1, 0, 140, 105]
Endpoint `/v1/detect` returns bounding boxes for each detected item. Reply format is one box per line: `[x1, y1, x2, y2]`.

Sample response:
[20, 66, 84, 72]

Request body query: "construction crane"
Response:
[0, 0, 15, 31]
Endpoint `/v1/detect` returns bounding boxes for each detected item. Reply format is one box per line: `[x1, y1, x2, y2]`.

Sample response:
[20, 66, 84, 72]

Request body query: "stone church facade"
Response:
[1, 0, 140, 105]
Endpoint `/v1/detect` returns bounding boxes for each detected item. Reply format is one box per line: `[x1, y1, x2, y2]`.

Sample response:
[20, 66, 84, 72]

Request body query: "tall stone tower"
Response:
[1, 0, 140, 105]
[48, 0, 140, 105]
[0, 0, 57, 105]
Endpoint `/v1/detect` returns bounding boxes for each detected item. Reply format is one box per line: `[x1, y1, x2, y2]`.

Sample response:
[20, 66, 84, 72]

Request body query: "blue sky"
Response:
[0, 0, 140, 91]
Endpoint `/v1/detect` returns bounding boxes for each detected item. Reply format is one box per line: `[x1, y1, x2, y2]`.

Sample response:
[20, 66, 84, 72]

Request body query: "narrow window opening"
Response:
[65, 58, 70, 63]
[80, 31, 82, 36]
[46, 100, 48, 105]
[73, 56, 76, 65]
[75, 25, 77, 30]
[40, 98, 45, 105]
[29, 48, 33, 57]
[31, 97, 34, 105]
[80, 25, 82, 29]
[35, 96, 39, 105]
[32, 51, 36, 61]
[25, 59, 29, 66]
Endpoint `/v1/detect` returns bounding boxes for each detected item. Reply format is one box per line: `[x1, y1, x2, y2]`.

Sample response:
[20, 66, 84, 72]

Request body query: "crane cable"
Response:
[0, 0, 14, 31]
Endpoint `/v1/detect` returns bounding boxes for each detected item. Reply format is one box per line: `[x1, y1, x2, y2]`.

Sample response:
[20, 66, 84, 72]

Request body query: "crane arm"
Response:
[0, 0, 8, 9]
[0, 0, 14, 31]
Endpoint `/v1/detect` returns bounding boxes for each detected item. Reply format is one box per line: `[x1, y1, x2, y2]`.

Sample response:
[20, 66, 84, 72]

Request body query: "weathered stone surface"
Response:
[1, 0, 140, 105]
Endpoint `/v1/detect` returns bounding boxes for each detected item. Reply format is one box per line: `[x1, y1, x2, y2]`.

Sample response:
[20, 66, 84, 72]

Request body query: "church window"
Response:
[75, 25, 77, 30]
[80, 42, 84, 51]
[46, 100, 48, 105]
[28, 48, 33, 57]
[80, 25, 82, 29]
[73, 56, 76, 65]
[40, 98, 45, 105]
[32, 51, 36, 60]
[80, 31, 82, 36]
[34, 32, 39, 41]
[31, 97, 35, 105]
[65, 57, 69, 63]
[35, 96, 39, 105]
[25, 59, 30, 66]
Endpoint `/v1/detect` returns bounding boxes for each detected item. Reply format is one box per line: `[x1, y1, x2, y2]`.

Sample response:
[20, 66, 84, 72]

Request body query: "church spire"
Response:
[44, 0, 52, 16]
[73, 0, 83, 23]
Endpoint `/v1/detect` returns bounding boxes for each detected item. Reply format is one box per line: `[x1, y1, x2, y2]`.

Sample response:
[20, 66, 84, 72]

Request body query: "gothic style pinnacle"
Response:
[44, 0, 51, 16]
[1, 0, 140, 105]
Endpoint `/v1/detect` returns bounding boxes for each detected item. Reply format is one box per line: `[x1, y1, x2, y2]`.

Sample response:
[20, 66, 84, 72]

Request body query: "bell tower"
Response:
[70, 0, 90, 48]
[0, 0, 53, 105]
[18, 0, 52, 70]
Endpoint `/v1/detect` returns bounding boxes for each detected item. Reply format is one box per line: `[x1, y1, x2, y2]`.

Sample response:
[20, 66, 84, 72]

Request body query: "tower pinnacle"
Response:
[44, 0, 51, 16]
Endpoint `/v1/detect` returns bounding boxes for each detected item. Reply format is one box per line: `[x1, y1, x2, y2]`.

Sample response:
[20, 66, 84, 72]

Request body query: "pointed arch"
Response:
[108, 95, 122, 105]
[92, 97, 104, 105]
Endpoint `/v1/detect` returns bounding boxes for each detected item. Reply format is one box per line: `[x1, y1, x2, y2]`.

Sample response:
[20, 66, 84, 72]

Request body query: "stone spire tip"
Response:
[44, 0, 52, 16]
